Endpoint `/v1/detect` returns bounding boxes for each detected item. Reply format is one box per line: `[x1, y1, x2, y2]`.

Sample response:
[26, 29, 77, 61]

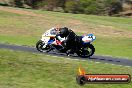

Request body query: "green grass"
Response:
[0, 35, 38, 46]
[0, 6, 132, 59]
[94, 37, 132, 58]
[0, 49, 132, 88]
[35, 10, 132, 30]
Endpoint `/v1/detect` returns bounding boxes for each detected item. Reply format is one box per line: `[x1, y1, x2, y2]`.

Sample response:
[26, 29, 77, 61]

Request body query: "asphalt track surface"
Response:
[0, 43, 132, 67]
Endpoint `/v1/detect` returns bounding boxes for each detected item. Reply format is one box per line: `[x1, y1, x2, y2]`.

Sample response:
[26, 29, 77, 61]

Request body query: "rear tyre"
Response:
[77, 44, 95, 58]
[88, 44, 95, 57]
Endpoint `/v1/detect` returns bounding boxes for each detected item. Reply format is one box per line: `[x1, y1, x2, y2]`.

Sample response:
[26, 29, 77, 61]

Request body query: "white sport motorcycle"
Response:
[36, 31, 96, 58]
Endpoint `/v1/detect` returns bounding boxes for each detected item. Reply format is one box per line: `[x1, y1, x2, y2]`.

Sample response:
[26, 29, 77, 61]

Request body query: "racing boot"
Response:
[66, 49, 74, 56]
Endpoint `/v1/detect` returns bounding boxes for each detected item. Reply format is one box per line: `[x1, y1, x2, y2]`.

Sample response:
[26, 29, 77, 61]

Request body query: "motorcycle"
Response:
[36, 31, 96, 58]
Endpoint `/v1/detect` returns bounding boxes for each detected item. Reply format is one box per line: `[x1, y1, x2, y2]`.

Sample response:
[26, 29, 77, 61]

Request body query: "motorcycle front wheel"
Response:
[36, 40, 50, 52]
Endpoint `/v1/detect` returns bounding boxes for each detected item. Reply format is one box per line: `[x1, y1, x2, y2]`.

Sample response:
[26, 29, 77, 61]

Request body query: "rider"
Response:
[56, 27, 77, 56]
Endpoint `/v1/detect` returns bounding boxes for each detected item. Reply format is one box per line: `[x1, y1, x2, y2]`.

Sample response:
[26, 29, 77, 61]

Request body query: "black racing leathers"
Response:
[64, 30, 76, 52]
[56, 29, 82, 54]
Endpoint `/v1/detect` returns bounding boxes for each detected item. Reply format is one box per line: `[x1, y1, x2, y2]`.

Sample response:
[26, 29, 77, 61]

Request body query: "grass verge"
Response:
[0, 49, 132, 88]
[0, 6, 132, 59]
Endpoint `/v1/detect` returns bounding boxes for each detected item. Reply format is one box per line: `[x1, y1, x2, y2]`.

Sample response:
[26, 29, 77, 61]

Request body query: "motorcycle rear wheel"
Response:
[77, 44, 95, 58]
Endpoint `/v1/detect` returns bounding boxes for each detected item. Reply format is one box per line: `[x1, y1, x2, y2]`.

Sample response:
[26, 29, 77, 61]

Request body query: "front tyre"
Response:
[77, 44, 95, 58]
[36, 40, 50, 52]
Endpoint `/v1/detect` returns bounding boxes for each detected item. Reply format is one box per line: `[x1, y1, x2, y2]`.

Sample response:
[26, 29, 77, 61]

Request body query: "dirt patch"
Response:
[69, 20, 82, 25]
[73, 25, 132, 38]
[0, 6, 43, 17]
[0, 6, 131, 38]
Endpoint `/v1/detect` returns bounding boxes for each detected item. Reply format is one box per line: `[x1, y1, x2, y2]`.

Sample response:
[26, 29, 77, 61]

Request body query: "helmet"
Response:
[60, 27, 69, 37]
